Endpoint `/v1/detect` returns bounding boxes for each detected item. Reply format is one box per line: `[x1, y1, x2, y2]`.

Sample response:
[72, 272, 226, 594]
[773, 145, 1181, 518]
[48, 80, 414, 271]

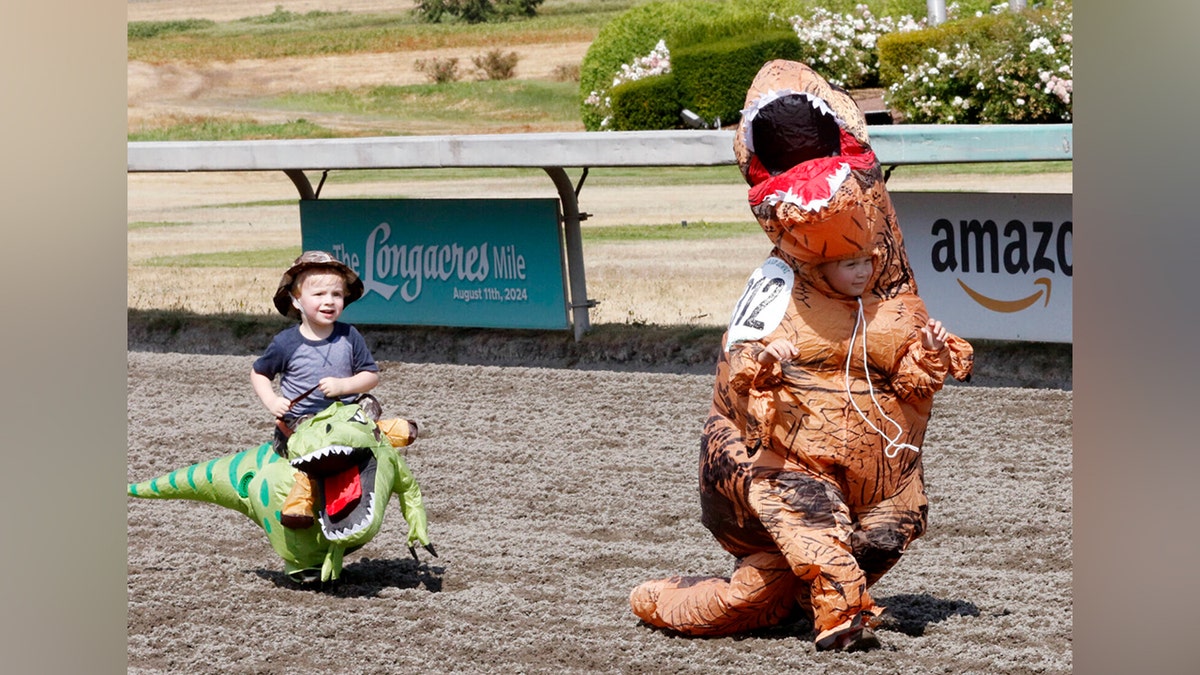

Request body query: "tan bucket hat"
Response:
[272, 250, 365, 318]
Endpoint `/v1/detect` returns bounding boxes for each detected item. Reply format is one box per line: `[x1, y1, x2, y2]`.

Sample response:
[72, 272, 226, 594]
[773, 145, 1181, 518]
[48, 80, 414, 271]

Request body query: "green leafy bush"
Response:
[415, 0, 493, 23]
[882, 0, 1072, 123]
[582, 0, 1072, 129]
[609, 73, 681, 131]
[579, 0, 920, 130]
[414, 0, 544, 24]
[579, 0, 733, 130]
[670, 30, 803, 126]
[877, 7, 1024, 85]
[777, 4, 925, 88]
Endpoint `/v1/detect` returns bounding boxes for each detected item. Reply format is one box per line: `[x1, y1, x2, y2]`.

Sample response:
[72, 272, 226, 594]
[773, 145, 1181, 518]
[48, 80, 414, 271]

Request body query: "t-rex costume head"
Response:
[734, 59, 915, 300]
[128, 402, 433, 584]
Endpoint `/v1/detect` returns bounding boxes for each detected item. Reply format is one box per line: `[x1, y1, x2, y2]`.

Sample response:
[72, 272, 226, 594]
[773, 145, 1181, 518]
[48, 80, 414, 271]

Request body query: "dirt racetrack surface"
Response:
[127, 342, 1071, 674]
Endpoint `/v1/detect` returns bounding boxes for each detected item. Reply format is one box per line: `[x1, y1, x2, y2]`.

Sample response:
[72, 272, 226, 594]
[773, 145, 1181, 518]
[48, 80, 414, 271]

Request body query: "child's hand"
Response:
[920, 318, 948, 352]
[317, 377, 348, 398]
[267, 396, 292, 419]
[758, 338, 798, 365]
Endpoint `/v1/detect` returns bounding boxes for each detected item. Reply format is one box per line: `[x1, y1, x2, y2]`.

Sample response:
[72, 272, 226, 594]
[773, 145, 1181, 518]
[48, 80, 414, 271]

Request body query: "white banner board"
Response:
[891, 192, 1072, 343]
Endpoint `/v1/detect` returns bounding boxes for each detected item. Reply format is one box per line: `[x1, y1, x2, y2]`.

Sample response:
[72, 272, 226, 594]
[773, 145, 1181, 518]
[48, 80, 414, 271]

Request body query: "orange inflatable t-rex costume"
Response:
[629, 60, 974, 651]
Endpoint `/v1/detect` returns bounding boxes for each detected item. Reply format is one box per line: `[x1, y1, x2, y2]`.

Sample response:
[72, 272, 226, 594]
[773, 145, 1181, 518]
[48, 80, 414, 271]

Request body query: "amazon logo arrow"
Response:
[957, 277, 1051, 313]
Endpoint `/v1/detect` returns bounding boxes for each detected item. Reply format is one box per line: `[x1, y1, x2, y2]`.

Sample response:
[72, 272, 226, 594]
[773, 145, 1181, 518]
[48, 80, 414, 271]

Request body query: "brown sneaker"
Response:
[377, 418, 419, 447]
[280, 471, 314, 529]
[814, 611, 882, 652]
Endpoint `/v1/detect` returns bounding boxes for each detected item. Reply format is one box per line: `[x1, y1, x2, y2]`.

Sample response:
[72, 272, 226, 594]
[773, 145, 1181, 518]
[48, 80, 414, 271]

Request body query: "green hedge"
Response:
[583, 0, 1053, 129]
[608, 73, 682, 131]
[579, 0, 730, 130]
[579, 0, 821, 130]
[671, 30, 803, 125]
[876, 10, 1027, 86]
[606, 30, 804, 130]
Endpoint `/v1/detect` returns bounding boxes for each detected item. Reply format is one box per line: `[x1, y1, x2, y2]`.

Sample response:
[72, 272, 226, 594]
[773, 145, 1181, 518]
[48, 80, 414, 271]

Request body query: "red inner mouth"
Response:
[324, 466, 362, 519]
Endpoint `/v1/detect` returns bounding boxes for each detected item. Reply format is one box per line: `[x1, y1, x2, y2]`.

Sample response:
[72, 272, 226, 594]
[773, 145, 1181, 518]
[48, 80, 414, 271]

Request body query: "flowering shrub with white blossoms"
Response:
[583, 39, 671, 129]
[782, 4, 925, 88]
[580, 1, 1072, 130]
[885, 0, 1072, 123]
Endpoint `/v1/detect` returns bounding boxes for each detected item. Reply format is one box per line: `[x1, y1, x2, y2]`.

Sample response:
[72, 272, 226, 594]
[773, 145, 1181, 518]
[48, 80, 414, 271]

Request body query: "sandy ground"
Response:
[126, 351, 1071, 674]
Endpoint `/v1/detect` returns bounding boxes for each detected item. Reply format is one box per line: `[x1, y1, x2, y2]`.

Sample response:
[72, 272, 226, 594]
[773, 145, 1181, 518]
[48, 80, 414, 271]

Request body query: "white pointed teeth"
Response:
[291, 444, 354, 468]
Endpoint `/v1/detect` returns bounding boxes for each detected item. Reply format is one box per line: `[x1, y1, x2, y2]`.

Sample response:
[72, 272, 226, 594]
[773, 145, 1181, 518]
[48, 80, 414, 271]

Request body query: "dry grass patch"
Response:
[584, 236, 771, 326]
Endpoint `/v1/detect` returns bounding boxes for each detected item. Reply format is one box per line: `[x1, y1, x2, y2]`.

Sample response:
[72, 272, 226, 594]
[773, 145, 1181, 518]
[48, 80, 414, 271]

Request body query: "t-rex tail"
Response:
[127, 442, 287, 521]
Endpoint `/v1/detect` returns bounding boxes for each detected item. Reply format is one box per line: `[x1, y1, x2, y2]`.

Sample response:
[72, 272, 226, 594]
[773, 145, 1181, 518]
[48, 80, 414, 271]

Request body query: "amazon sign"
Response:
[892, 192, 1072, 343]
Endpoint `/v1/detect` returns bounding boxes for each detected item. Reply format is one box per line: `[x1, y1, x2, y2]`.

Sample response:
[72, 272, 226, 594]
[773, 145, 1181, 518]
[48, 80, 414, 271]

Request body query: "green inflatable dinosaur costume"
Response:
[128, 402, 434, 583]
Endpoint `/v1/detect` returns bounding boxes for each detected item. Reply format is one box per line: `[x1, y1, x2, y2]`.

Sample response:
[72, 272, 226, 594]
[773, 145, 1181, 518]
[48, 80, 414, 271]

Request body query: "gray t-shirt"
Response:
[252, 322, 378, 417]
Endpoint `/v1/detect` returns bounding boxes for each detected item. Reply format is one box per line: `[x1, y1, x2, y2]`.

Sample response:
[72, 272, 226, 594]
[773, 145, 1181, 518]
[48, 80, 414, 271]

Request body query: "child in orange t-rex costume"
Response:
[629, 60, 974, 652]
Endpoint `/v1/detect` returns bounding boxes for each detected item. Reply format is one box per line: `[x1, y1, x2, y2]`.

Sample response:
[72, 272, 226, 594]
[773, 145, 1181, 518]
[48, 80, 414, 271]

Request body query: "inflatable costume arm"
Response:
[392, 453, 431, 550]
[891, 333, 974, 401]
[726, 341, 784, 396]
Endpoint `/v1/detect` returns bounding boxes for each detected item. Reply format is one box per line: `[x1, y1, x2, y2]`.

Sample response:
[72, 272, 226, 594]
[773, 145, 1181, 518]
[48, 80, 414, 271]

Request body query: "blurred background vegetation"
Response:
[129, 0, 1071, 141]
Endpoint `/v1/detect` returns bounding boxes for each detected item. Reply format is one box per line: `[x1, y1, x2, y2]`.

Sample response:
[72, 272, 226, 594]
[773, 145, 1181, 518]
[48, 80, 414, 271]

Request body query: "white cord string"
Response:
[844, 297, 920, 459]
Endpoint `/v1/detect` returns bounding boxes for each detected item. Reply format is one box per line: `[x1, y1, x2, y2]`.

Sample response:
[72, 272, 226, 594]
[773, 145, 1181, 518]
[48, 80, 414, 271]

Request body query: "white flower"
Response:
[1029, 37, 1056, 55]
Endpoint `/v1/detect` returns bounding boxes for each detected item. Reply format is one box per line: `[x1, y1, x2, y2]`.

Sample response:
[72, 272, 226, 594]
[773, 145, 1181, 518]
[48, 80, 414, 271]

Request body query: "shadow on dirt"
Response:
[876, 593, 982, 636]
[128, 309, 1071, 389]
[252, 557, 445, 596]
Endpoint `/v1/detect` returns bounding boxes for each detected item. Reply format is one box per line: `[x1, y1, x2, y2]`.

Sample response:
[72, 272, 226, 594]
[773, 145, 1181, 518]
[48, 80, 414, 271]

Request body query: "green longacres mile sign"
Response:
[299, 198, 569, 330]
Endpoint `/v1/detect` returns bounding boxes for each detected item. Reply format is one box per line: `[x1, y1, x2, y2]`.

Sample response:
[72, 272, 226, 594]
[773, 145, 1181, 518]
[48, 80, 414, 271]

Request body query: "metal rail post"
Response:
[543, 167, 593, 341]
[926, 0, 946, 25]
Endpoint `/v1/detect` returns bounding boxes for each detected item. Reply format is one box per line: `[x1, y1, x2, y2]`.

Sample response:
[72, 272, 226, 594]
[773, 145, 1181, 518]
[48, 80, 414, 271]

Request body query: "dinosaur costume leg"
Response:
[280, 470, 315, 529]
[630, 471, 883, 639]
[377, 418, 419, 447]
[851, 471, 928, 587]
[629, 551, 796, 636]
[746, 471, 883, 635]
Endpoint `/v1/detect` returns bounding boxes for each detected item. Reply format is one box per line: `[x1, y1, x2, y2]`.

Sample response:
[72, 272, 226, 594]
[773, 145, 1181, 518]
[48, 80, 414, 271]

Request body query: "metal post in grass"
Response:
[926, 0, 946, 26]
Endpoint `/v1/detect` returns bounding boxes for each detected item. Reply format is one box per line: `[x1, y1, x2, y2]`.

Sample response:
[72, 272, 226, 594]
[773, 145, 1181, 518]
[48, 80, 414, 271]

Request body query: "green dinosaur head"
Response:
[286, 403, 428, 550]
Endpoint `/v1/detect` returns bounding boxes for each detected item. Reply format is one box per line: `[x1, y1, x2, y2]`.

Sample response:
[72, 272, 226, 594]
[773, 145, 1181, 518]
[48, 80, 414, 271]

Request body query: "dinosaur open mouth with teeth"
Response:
[292, 444, 379, 541]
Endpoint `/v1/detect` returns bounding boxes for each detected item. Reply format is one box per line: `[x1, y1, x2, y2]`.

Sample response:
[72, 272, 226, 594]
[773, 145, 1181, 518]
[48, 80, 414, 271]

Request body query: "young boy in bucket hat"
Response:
[251, 250, 417, 529]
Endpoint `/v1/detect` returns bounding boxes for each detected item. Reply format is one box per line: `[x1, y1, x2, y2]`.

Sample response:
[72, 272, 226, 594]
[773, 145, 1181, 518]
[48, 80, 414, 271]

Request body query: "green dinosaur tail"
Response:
[127, 442, 287, 519]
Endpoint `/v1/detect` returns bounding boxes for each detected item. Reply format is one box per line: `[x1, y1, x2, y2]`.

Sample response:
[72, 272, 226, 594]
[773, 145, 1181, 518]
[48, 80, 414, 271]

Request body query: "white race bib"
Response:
[725, 256, 793, 349]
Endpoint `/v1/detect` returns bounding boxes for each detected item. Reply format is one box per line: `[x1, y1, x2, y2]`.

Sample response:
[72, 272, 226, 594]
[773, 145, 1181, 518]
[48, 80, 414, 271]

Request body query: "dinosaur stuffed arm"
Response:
[392, 454, 435, 556]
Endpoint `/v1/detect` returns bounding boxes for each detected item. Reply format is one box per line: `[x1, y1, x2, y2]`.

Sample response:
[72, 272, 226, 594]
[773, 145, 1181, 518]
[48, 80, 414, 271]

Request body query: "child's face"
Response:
[818, 256, 873, 297]
[291, 271, 348, 328]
